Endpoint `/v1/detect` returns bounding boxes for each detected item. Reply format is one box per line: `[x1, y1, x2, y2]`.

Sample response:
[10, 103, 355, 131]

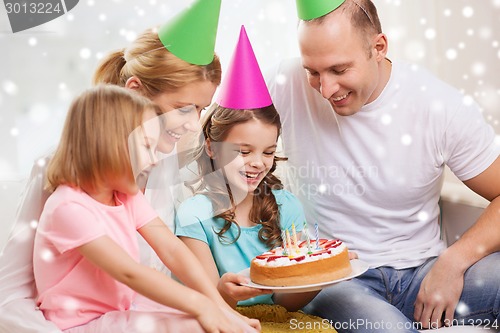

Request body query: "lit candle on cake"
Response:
[285, 229, 293, 257]
[281, 230, 288, 256]
[303, 220, 312, 254]
[292, 223, 300, 253]
[314, 223, 320, 249]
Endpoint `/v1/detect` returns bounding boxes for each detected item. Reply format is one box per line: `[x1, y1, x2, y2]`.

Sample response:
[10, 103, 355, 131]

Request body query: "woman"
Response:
[0, 1, 225, 332]
[93, 26, 222, 276]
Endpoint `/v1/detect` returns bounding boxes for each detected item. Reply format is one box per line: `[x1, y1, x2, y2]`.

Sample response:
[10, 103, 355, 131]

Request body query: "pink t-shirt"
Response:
[33, 185, 158, 330]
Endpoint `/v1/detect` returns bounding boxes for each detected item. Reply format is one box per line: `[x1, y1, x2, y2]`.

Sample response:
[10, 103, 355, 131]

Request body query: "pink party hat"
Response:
[216, 26, 273, 109]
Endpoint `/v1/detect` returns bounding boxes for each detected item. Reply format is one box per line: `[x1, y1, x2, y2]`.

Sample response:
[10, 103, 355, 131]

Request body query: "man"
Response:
[266, 0, 500, 331]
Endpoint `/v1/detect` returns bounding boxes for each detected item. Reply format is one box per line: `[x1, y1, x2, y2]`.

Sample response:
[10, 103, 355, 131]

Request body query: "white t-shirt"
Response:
[266, 58, 499, 269]
[139, 150, 180, 276]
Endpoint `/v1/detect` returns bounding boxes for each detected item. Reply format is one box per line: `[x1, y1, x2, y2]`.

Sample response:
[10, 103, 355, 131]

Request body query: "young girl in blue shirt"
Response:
[175, 26, 318, 311]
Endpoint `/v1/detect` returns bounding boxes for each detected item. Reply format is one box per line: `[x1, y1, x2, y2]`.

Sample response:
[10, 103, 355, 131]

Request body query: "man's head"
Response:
[298, 0, 390, 116]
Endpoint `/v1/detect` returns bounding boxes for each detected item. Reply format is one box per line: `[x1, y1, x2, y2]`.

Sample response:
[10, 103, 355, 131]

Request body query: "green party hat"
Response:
[158, 0, 221, 65]
[295, 0, 346, 20]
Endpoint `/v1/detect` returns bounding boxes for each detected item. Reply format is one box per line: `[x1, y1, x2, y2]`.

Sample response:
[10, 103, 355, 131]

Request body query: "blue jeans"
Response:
[302, 253, 500, 332]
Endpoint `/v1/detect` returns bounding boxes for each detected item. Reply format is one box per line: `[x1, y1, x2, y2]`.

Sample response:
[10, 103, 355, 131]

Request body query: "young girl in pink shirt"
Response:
[33, 85, 258, 333]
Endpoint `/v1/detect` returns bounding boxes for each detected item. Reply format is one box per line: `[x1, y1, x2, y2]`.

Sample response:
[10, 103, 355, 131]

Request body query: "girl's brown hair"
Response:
[191, 105, 287, 249]
[92, 28, 222, 99]
[46, 85, 161, 193]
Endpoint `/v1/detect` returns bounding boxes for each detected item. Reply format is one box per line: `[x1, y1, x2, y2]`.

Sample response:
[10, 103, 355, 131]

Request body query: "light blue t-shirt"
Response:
[175, 189, 306, 306]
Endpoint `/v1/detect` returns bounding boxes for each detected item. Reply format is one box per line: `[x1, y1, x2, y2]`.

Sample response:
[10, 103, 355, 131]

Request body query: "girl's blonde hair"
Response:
[46, 85, 161, 193]
[191, 105, 287, 249]
[92, 28, 222, 99]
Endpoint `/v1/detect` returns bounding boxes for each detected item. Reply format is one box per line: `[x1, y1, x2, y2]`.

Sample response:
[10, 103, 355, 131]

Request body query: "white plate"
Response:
[238, 259, 369, 293]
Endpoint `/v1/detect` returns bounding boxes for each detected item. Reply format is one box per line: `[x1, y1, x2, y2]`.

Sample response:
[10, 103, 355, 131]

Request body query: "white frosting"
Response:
[253, 241, 347, 267]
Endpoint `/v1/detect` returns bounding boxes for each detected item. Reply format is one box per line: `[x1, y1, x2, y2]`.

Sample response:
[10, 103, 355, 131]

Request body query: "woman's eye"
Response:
[178, 105, 196, 114]
[264, 151, 276, 156]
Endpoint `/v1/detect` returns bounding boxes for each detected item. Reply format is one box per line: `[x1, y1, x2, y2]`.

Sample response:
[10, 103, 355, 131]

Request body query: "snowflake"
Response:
[417, 211, 429, 222]
[62, 297, 80, 311]
[10, 127, 19, 137]
[462, 95, 474, 106]
[471, 62, 486, 77]
[79, 48, 92, 60]
[36, 158, 47, 167]
[462, 6, 474, 18]
[401, 134, 412, 146]
[380, 114, 392, 125]
[40, 248, 55, 262]
[2, 81, 18, 95]
[424, 28, 436, 40]
[276, 74, 287, 85]
[455, 301, 470, 316]
[133, 314, 158, 333]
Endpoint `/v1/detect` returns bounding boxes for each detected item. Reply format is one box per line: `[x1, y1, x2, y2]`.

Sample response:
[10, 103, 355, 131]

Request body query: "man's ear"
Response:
[125, 76, 143, 91]
[373, 33, 388, 61]
[205, 139, 215, 159]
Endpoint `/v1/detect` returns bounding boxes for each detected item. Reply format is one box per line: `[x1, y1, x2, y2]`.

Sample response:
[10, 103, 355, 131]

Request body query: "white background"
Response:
[0, 0, 499, 248]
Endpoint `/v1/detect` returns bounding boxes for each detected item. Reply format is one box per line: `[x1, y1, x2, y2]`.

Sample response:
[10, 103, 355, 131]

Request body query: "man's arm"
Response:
[414, 156, 500, 328]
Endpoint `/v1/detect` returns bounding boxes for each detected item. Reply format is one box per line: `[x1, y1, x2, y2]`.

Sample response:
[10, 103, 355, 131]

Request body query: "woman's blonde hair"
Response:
[92, 28, 222, 99]
[190, 105, 287, 249]
[46, 85, 161, 193]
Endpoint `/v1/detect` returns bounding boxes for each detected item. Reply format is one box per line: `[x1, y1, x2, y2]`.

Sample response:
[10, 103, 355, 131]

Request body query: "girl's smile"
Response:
[214, 119, 278, 196]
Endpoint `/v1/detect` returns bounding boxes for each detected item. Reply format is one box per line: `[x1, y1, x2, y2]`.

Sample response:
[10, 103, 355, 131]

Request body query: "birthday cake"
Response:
[250, 239, 352, 287]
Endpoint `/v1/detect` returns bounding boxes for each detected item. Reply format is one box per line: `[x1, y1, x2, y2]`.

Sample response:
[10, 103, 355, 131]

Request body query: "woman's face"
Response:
[128, 107, 162, 189]
[151, 80, 217, 154]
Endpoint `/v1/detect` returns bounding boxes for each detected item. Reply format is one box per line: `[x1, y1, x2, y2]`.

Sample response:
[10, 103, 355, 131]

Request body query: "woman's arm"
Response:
[139, 218, 261, 330]
[77, 233, 241, 333]
[179, 236, 272, 308]
[139, 219, 226, 305]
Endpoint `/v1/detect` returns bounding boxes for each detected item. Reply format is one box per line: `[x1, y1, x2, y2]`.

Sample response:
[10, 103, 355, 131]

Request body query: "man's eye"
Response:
[306, 70, 319, 76]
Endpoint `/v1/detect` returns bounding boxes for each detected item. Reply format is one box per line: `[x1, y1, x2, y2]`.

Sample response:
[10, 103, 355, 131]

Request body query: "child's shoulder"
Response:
[271, 188, 301, 205]
[176, 194, 214, 222]
[179, 193, 212, 208]
[46, 185, 85, 206]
